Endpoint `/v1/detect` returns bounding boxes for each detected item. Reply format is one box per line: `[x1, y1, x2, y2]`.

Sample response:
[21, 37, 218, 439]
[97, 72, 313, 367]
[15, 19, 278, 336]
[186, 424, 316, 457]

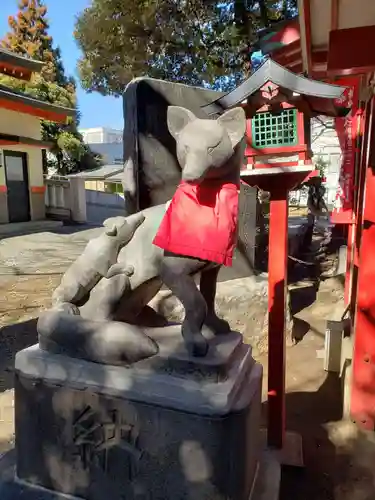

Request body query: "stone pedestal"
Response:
[10, 331, 263, 500]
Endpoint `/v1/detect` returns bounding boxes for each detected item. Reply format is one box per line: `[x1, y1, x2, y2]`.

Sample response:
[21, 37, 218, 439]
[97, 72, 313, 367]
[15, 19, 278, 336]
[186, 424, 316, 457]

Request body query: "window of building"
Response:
[105, 182, 123, 194]
[251, 108, 298, 148]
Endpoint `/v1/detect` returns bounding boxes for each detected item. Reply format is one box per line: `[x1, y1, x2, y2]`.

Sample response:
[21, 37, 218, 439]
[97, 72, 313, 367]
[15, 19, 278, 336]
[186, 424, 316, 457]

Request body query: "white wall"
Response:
[86, 189, 124, 207]
[85, 189, 125, 224]
[80, 127, 123, 144]
[0, 108, 42, 139]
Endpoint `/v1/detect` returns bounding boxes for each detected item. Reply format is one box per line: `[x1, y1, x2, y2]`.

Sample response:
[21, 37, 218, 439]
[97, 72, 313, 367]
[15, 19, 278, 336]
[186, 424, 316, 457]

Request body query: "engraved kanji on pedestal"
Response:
[72, 405, 142, 480]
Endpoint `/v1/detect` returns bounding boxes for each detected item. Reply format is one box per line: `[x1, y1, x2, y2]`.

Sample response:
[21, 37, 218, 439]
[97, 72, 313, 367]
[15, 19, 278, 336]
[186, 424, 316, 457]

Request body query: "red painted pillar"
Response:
[351, 97, 375, 429]
[267, 188, 288, 448]
[331, 78, 360, 305]
[345, 224, 354, 305]
[350, 105, 370, 319]
[345, 106, 366, 307]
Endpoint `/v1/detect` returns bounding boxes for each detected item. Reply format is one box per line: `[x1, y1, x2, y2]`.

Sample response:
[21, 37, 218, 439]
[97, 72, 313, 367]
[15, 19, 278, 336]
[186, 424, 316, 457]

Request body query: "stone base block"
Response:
[13, 332, 263, 500]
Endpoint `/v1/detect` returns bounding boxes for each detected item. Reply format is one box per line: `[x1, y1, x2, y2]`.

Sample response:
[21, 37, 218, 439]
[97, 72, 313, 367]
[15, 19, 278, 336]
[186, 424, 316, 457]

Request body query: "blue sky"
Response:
[0, 0, 124, 130]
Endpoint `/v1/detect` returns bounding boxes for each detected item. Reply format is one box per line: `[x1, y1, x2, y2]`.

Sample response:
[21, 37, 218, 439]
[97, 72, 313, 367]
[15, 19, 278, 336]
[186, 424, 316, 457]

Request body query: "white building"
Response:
[311, 117, 341, 206]
[289, 117, 342, 207]
[79, 127, 123, 145]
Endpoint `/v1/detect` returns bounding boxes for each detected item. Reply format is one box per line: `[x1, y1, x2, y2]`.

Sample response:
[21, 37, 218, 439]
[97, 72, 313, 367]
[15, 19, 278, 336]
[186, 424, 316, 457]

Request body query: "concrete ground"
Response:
[0, 222, 374, 499]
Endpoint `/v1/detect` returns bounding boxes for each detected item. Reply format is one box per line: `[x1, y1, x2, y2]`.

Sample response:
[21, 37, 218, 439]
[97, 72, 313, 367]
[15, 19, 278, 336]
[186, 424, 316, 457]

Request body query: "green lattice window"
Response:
[251, 108, 297, 148]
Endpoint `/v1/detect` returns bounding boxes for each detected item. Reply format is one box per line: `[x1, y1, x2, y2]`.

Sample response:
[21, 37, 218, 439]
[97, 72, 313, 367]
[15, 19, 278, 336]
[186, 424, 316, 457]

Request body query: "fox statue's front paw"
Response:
[204, 314, 231, 335]
[182, 324, 209, 357]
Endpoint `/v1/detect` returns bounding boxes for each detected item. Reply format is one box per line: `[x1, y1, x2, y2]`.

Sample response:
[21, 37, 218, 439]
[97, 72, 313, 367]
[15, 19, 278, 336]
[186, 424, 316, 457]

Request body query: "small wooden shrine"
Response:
[204, 58, 347, 171]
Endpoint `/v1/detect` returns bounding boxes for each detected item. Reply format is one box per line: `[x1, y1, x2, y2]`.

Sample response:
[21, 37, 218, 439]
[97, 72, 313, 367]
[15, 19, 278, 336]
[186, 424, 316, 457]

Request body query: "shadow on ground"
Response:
[291, 317, 311, 343]
[275, 373, 342, 500]
[290, 284, 319, 316]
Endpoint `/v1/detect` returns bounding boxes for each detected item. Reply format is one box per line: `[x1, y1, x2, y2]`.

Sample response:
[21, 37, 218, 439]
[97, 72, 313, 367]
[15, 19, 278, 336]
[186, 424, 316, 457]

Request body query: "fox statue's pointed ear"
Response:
[104, 225, 118, 237]
[217, 107, 246, 148]
[167, 106, 196, 139]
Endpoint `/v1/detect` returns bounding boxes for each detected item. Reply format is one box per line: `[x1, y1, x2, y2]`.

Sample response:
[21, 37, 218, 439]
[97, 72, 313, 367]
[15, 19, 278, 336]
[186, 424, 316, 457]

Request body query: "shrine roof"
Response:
[255, 17, 300, 53]
[0, 47, 44, 80]
[0, 83, 76, 123]
[68, 164, 123, 180]
[202, 59, 349, 118]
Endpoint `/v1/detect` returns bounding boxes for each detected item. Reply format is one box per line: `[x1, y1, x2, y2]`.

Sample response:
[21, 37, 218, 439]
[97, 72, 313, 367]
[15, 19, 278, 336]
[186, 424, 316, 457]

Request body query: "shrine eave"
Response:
[0, 84, 76, 123]
[0, 47, 44, 81]
[255, 17, 300, 53]
[202, 59, 349, 118]
[0, 133, 53, 149]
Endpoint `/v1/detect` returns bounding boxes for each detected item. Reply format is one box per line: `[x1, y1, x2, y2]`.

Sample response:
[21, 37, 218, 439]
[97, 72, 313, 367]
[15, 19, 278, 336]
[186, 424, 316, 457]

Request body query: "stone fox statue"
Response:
[39, 106, 246, 363]
[150, 105, 246, 356]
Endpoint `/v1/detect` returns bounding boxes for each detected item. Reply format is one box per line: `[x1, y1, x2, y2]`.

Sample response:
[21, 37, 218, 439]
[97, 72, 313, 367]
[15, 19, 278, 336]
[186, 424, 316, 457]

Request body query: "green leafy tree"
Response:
[0, 0, 98, 174]
[74, 0, 298, 96]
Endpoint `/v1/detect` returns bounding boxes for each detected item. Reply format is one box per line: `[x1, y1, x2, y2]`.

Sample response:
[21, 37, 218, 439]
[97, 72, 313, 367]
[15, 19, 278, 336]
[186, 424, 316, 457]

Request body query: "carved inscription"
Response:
[72, 405, 142, 480]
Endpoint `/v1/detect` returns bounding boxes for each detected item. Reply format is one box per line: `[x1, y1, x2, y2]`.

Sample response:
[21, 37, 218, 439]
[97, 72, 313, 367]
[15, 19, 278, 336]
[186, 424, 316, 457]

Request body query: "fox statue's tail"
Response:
[37, 309, 159, 366]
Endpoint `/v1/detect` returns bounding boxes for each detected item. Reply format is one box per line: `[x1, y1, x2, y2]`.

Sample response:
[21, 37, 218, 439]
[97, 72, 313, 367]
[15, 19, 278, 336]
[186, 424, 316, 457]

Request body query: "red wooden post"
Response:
[267, 187, 288, 448]
[344, 224, 354, 305]
[345, 107, 365, 307]
[350, 105, 370, 320]
[351, 97, 375, 428]
[241, 169, 314, 449]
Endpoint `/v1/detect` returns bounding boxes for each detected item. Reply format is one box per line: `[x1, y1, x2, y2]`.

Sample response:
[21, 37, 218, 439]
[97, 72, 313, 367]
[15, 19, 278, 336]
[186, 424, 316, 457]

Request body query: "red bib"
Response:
[153, 180, 239, 266]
